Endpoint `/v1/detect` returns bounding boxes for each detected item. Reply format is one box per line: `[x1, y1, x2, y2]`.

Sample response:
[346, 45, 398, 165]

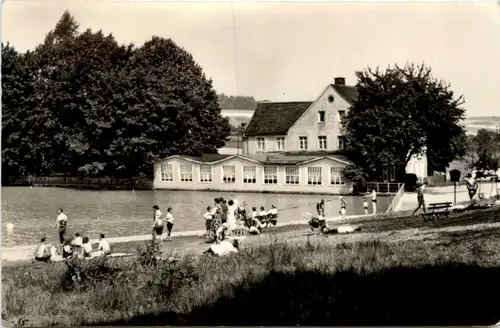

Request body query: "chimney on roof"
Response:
[334, 77, 346, 86]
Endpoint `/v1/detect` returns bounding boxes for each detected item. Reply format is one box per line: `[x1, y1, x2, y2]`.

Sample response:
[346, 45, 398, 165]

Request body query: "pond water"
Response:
[1, 187, 391, 247]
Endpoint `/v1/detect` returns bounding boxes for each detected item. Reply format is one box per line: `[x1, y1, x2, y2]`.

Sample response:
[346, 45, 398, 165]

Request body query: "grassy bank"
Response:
[3, 207, 500, 326]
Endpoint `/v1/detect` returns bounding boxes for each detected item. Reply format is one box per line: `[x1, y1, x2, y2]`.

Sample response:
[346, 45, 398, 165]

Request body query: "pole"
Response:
[454, 181, 457, 205]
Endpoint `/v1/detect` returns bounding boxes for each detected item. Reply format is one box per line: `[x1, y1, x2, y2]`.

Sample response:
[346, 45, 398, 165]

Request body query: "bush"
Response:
[60, 257, 123, 291]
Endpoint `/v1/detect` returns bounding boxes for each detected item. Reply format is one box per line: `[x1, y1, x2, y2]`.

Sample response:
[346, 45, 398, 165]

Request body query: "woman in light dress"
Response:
[227, 200, 238, 232]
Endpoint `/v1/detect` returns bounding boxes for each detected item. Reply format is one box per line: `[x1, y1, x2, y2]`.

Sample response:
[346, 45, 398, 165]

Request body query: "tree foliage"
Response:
[343, 63, 467, 181]
[466, 128, 500, 170]
[217, 94, 258, 110]
[1, 11, 231, 179]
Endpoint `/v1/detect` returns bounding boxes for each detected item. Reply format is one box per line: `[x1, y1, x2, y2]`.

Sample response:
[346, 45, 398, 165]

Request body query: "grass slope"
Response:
[3, 206, 500, 327]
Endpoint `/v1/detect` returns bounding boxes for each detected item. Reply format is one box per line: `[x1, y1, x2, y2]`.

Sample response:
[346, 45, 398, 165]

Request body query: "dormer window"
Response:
[318, 111, 325, 123]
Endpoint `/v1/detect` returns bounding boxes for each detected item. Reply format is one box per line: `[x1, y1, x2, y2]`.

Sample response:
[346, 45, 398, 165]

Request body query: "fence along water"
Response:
[4, 176, 153, 190]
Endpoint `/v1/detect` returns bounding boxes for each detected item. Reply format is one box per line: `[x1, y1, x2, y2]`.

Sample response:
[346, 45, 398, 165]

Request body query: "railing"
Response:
[4, 176, 153, 190]
[366, 182, 403, 194]
[385, 183, 405, 214]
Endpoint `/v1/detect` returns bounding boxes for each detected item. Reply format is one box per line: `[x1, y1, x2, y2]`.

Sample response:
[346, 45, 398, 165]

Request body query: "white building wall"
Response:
[405, 153, 428, 179]
[153, 156, 352, 194]
[286, 85, 350, 152]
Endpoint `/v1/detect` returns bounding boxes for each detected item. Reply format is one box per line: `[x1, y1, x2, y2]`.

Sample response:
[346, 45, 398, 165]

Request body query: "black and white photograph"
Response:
[2, 0, 500, 326]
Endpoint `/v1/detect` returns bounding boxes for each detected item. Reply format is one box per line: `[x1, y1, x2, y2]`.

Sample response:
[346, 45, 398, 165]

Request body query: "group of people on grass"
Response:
[34, 231, 111, 263]
[203, 198, 279, 242]
[37, 191, 382, 261]
[34, 208, 112, 263]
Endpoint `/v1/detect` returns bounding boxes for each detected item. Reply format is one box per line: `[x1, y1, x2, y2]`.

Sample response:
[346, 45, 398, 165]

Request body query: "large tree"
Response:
[468, 128, 500, 171]
[1, 11, 231, 178]
[343, 63, 467, 181]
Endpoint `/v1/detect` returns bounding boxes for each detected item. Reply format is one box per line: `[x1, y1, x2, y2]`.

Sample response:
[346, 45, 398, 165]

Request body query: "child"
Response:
[82, 237, 93, 258]
[204, 206, 213, 237]
[363, 196, 368, 216]
[339, 196, 347, 218]
[62, 239, 72, 258]
[258, 206, 267, 226]
[152, 205, 165, 244]
[165, 207, 174, 240]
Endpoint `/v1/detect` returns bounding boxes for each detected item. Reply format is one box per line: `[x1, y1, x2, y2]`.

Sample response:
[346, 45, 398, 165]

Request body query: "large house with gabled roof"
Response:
[243, 77, 355, 154]
[152, 77, 426, 193]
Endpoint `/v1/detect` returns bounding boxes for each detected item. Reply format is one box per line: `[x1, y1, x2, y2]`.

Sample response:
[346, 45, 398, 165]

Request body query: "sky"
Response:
[2, 1, 500, 117]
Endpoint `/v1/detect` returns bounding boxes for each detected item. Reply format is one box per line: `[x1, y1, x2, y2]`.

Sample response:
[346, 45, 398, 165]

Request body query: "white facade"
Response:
[405, 153, 428, 180]
[153, 155, 352, 194]
[243, 85, 350, 155]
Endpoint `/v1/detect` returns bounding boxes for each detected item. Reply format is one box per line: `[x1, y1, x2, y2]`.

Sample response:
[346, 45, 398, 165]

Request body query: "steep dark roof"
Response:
[331, 85, 358, 104]
[244, 102, 313, 136]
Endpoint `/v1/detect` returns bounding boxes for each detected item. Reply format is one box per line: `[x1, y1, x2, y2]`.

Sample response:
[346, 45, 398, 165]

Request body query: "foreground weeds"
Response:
[3, 229, 500, 326]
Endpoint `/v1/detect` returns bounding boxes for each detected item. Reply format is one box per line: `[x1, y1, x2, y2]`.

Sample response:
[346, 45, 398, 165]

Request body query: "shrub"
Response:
[60, 257, 121, 291]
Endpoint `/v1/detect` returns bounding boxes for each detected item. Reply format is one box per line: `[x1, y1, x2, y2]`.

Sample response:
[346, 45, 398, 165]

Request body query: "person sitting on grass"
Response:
[308, 215, 334, 234]
[205, 239, 240, 257]
[257, 206, 268, 227]
[82, 237, 93, 258]
[71, 233, 84, 258]
[247, 206, 258, 228]
[62, 239, 72, 259]
[249, 216, 263, 235]
[267, 205, 279, 226]
[33, 237, 52, 263]
[92, 233, 111, 257]
[215, 222, 230, 242]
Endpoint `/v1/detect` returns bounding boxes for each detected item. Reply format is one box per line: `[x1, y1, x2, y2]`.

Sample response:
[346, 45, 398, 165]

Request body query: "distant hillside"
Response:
[217, 93, 270, 110]
[464, 116, 500, 135]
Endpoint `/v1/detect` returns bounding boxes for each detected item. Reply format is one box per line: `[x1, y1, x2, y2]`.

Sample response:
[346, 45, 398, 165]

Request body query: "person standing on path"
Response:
[465, 174, 478, 202]
[363, 196, 369, 217]
[371, 190, 377, 215]
[54, 208, 68, 244]
[165, 207, 175, 240]
[152, 205, 164, 244]
[221, 199, 228, 224]
[204, 206, 213, 237]
[227, 200, 238, 233]
[316, 199, 325, 217]
[209, 198, 223, 242]
[412, 182, 427, 216]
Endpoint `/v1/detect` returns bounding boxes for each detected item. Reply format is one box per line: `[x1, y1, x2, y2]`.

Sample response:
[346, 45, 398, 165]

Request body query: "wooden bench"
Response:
[422, 202, 453, 222]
